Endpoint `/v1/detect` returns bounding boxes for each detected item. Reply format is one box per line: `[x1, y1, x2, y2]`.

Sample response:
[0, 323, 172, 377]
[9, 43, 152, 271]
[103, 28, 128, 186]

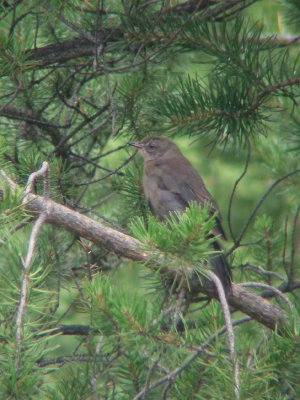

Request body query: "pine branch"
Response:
[0, 105, 64, 130]
[0, 105, 68, 156]
[0, 0, 24, 22]
[0, 169, 289, 331]
[20, 1, 253, 69]
[37, 354, 100, 367]
[44, 324, 101, 336]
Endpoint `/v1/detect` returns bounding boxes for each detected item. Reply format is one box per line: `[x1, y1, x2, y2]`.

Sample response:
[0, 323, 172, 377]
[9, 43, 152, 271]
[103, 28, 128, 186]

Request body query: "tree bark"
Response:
[25, 0, 241, 68]
[23, 192, 288, 331]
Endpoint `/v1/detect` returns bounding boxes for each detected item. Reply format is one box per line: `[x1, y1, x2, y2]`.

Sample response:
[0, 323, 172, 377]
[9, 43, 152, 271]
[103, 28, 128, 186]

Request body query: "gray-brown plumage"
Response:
[129, 136, 231, 294]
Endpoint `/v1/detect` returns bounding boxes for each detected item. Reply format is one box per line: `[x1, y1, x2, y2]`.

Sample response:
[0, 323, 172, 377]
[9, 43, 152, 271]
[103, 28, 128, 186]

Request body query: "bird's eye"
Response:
[148, 143, 156, 150]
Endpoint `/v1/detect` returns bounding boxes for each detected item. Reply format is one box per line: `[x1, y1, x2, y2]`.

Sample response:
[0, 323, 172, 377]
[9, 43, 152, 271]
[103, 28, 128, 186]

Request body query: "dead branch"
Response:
[15, 162, 49, 369]
[208, 271, 239, 400]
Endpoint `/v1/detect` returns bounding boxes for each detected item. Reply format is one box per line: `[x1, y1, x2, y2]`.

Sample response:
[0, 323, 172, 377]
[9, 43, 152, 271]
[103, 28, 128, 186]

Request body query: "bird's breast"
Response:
[142, 161, 186, 219]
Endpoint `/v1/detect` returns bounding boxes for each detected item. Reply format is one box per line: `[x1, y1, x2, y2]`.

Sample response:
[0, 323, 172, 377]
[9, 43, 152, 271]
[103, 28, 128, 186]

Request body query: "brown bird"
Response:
[129, 136, 231, 294]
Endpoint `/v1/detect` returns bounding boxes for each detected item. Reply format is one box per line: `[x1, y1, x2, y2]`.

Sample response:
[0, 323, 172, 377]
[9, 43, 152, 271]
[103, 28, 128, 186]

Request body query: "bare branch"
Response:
[37, 354, 101, 367]
[73, 152, 136, 187]
[0, 105, 65, 129]
[17, 189, 288, 330]
[54, 324, 100, 335]
[241, 282, 293, 310]
[227, 168, 300, 255]
[261, 33, 300, 47]
[132, 340, 208, 400]
[15, 162, 49, 359]
[289, 204, 300, 287]
[206, 316, 252, 345]
[0, 164, 289, 331]
[16, 213, 47, 348]
[238, 262, 285, 281]
[261, 279, 300, 298]
[0, 106, 68, 156]
[25, 161, 49, 195]
[208, 271, 239, 400]
[15, 162, 50, 355]
[0, 169, 17, 191]
[203, 0, 257, 21]
[51, 102, 110, 155]
[227, 139, 251, 243]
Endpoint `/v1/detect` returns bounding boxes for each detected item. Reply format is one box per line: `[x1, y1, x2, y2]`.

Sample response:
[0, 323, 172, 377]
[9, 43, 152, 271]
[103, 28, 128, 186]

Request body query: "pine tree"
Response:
[0, 1, 300, 399]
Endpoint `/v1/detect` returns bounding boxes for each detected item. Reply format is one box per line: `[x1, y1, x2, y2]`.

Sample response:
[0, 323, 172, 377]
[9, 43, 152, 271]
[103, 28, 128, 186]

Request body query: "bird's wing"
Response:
[154, 158, 226, 240]
[182, 181, 227, 240]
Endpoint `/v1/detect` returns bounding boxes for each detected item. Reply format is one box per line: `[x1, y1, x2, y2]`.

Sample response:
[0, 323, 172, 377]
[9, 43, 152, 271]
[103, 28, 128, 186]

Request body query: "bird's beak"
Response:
[128, 141, 143, 148]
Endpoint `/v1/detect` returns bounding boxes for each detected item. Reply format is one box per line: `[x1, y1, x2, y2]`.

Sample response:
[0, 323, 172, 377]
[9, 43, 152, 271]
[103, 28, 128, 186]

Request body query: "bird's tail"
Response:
[208, 239, 232, 296]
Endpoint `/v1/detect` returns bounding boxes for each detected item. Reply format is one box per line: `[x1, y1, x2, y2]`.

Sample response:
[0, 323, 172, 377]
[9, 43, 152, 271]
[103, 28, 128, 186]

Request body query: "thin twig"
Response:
[289, 204, 300, 287]
[205, 316, 252, 346]
[239, 262, 285, 281]
[282, 216, 289, 276]
[16, 214, 47, 348]
[15, 162, 49, 368]
[73, 152, 136, 186]
[25, 161, 49, 195]
[0, 169, 17, 190]
[261, 279, 300, 298]
[134, 271, 241, 400]
[37, 354, 102, 367]
[227, 140, 251, 243]
[208, 271, 240, 400]
[0, 217, 36, 246]
[241, 282, 293, 310]
[133, 271, 242, 400]
[132, 342, 207, 399]
[143, 358, 160, 400]
[51, 103, 110, 155]
[226, 168, 300, 255]
[161, 379, 173, 400]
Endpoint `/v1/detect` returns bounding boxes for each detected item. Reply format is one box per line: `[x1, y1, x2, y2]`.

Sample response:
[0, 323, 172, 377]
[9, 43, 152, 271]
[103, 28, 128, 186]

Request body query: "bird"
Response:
[129, 135, 232, 294]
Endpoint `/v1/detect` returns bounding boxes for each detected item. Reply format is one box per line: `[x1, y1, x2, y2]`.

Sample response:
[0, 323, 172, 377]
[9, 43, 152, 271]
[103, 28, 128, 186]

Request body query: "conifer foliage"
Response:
[0, 1, 300, 399]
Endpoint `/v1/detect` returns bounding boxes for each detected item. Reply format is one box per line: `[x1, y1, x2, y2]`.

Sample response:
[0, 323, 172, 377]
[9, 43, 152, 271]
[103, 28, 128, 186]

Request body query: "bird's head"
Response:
[128, 136, 180, 161]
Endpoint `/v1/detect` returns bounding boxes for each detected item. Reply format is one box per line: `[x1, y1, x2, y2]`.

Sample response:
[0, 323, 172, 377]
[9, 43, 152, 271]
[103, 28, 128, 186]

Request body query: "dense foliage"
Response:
[0, 1, 300, 399]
